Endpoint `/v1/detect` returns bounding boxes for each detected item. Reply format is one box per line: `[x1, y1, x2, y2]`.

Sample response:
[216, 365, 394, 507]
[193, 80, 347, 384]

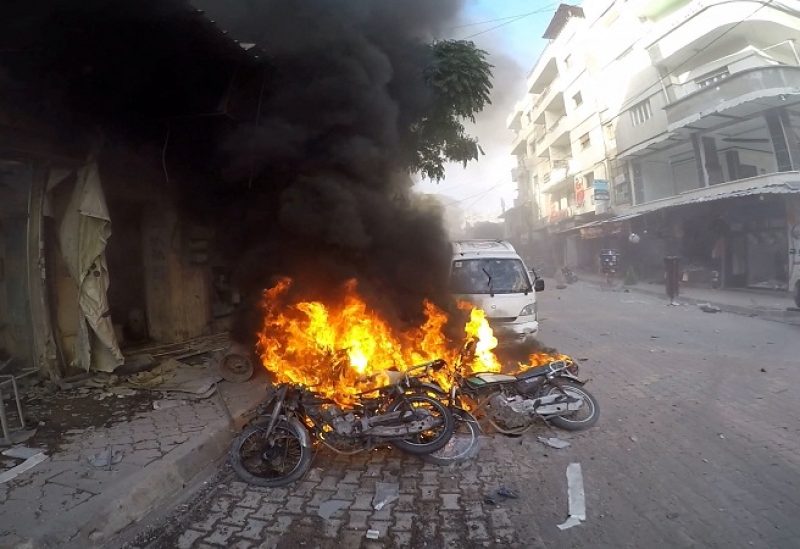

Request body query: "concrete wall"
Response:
[638, 157, 675, 201]
[0, 161, 34, 366]
[671, 157, 701, 193]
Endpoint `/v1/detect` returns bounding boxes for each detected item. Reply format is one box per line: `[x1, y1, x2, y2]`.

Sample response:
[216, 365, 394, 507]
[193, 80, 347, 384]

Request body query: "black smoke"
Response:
[1, 0, 472, 343]
[188, 0, 469, 340]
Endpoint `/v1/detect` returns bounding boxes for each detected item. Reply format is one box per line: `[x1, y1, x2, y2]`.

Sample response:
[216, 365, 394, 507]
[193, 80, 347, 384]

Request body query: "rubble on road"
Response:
[699, 303, 722, 313]
[557, 463, 586, 530]
[372, 481, 399, 510]
[537, 436, 571, 449]
[0, 450, 48, 483]
[317, 499, 348, 520]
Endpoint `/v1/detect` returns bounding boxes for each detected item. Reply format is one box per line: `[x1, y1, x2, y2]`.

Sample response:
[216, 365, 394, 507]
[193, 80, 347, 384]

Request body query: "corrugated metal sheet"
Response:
[559, 174, 800, 233]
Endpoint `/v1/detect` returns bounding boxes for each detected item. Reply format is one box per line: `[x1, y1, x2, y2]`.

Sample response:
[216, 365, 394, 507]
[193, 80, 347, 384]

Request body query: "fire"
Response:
[255, 277, 563, 405]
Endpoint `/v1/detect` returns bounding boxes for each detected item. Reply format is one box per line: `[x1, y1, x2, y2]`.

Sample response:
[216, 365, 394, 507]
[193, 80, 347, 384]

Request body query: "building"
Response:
[509, 0, 800, 303]
[0, 2, 259, 379]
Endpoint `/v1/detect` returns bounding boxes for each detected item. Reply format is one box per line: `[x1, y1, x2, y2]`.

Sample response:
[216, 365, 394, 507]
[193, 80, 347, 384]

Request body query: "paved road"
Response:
[131, 283, 800, 549]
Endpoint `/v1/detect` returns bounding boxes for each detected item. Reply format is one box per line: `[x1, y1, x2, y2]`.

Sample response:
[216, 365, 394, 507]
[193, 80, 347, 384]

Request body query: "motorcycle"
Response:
[420, 340, 599, 437]
[229, 360, 455, 487]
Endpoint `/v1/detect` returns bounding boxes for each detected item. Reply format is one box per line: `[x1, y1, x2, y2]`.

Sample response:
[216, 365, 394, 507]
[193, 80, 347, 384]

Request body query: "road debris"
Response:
[153, 399, 188, 410]
[2, 446, 42, 460]
[88, 446, 124, 468]
[538, 436, 571, 449]
[372, 481, 399, 510]
[483, 485, 519, 506]
[557, 463, 586, 531]
[365, 529, 380, 539]
[699, 303, 721, 313]
[124, 358, 221, 397]
[496, 486, 519, 499]
[0, 451, 48, 483]
[317, 499, 348, 520]
[629, 436, 638, 443]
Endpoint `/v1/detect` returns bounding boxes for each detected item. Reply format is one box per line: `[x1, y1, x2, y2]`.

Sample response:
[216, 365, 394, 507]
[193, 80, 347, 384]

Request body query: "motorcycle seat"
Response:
[515, 364, 551, 381]
[465, 372, 516, 387]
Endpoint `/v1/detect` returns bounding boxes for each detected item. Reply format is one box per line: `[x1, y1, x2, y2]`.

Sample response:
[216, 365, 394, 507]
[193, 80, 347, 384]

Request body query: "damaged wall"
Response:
[0, 160, 34, 366]
[142, 199, 212, 343]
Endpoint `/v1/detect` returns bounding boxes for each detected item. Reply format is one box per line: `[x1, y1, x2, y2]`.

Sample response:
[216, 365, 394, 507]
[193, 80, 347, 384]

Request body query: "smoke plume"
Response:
[2, 0, 473, 343]
[190, 0, 468, 339]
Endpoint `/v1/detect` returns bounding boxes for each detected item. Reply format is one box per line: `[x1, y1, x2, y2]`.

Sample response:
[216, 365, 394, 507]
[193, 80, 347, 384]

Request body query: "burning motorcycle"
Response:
[420, 340, 599, 437]
[229, 360, 454, 487]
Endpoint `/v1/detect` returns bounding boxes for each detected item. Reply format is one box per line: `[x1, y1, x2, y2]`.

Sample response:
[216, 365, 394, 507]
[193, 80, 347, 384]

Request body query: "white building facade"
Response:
[508, 0, 800, 304]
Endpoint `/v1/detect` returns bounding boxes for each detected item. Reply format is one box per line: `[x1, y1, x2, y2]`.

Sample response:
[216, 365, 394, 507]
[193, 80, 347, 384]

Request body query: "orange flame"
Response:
[255, 277, 563, 405]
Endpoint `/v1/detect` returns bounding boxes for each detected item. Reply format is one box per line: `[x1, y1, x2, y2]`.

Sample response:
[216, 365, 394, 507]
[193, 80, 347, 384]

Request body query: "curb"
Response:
[83, 417, 234, 546]
[25, 380, 265, 549]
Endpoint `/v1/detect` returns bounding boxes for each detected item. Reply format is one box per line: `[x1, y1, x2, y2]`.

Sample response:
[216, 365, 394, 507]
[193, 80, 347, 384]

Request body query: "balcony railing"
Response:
[664, 65, 800, 130]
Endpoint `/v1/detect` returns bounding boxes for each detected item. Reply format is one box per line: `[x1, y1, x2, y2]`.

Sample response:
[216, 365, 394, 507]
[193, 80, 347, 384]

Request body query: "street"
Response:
[132, 282, 800, 549]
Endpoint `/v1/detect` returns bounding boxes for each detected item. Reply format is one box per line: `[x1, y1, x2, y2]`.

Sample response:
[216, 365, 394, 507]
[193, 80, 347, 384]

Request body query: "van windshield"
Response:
[450, 258, 531, 294]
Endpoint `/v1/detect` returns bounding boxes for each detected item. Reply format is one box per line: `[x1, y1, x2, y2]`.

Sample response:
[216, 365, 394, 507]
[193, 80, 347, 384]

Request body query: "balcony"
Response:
[506, 109, 523, 131]
[528, 56, 559, 95]
[511, 131, 526, 156]
[645, 0, 800, 71]
[665, 66, 800, 131]
[542, 159, 572, 194]
[540, 116, 570, 153]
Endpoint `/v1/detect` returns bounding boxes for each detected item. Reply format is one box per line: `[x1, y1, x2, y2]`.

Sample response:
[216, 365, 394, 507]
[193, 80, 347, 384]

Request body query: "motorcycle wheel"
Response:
[546, 382, 600, 431]
[388, 395, 455, 455]
[229, 419, 312, 487]
[422, 411, 481, 465]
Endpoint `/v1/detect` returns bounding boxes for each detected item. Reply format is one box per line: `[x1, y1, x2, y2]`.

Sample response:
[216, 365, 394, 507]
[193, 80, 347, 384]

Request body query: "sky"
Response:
[414, 0, 560, 222]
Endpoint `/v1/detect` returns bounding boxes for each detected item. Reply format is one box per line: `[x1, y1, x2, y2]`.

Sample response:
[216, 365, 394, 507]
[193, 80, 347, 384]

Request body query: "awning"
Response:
[562, 172, 800, 234]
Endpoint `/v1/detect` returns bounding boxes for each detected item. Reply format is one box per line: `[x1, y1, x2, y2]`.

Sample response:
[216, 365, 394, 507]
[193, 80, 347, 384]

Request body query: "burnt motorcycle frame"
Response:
[413, 342, 591, 434]
[249, 372, 454, 454]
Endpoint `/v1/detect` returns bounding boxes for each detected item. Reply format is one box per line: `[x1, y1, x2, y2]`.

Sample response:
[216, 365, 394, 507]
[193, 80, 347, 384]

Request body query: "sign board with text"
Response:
[593, 179, 610, 201]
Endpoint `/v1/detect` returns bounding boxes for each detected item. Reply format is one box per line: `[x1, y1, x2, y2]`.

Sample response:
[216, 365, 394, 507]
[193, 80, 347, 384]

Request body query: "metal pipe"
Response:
[11, 377, 25, 429]
[0, 389, 11, 444]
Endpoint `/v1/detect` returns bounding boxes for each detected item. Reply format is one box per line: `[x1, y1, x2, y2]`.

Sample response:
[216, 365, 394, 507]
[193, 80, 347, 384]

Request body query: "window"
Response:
[450, 259, 531, 294]
[585, 171, 594, 188]
[695, 67, 729, 89]
[579, 132, 591, 149]
[630, 99, 652, 126]
[573, 91, 583, 107]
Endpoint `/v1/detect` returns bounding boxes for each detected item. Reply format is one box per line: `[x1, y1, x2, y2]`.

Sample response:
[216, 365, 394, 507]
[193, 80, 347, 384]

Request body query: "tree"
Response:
[409, 40, 493, 181]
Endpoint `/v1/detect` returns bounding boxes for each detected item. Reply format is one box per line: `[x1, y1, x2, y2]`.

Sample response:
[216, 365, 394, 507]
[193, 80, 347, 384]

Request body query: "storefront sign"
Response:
[593, 180, 610, 201]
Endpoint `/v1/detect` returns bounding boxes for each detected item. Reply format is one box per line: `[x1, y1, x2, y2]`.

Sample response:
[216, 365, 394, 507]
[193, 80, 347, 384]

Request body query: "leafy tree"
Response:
[410, 40, 493, 181]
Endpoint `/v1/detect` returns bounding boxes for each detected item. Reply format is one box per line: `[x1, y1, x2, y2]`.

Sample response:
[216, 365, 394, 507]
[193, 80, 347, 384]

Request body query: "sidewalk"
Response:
[0, 367, 266, 548]
[572, 272, 800, 326]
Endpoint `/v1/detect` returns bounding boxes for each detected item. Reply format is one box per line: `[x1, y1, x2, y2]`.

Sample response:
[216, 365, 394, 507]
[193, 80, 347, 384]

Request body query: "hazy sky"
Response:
[414, 0, 558, 221]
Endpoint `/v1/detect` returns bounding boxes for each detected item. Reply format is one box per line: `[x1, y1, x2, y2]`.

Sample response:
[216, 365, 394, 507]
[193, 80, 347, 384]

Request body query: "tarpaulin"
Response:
[58, 162, 123, 372]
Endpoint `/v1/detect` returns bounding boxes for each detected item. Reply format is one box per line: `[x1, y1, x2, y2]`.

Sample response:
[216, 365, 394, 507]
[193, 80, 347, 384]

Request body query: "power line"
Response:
[461, 11, 546, 40]
[448, 5, 557, 32]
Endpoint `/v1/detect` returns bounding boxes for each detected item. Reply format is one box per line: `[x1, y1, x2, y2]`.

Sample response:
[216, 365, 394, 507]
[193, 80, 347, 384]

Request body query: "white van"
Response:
[450, 240, 544, 343]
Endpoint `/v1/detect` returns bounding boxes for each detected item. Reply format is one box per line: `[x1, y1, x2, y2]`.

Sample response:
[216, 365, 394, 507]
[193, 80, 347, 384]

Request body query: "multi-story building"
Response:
[508, 0, 800, 304]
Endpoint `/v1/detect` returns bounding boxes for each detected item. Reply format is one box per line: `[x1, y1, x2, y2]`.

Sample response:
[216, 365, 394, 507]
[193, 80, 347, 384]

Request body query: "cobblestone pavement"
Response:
[0, 389, 224, 545]
[135, 284, 800, 549]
